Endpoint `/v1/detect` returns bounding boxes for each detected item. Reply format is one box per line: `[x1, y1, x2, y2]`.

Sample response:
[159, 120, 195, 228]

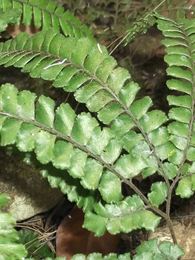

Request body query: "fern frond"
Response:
[0, 83, 165, 208]
[0, 84, 124, 202]
[0, 193, 27, 259]
[157, 16, 195, 198]
[0, 83, 162, 235]
[0, 82, 166, 203]
[0, 30, 171, 184]
[42, 168, 161, 236]
[0, 0, 93, 38]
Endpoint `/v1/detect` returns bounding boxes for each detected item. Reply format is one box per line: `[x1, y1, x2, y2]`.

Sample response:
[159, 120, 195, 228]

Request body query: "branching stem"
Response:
[0, 109, 177, 244]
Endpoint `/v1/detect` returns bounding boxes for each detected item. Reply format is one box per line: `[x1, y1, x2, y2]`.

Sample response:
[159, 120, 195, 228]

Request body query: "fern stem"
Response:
[114, 0, 119, 28]
[166, 175, 181, 216]
[165, 218, 177, 244]
[127, 178, 177, 243]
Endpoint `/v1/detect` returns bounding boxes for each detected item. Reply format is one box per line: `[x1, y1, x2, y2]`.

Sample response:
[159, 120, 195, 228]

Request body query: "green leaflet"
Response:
[115, 153, 148, 178]
[98, 171, 122, 203]
[169, 107, 191, 124]
[167, 95, 192, 109]
[36, 95, 55, 127]
[122, 130, 143, 152]
[148, 182, 168, 207]
[71, 113, 99, 145]
[67, 253, 131, 260]
[163, 162, 178, 180]
[119, 81, 140, 107]
[0, 0, 93, 39]
[84, 211, 107, 237]
[0, 193, 27, 259]
[148, 127, 169, 147]
[134, 239, 184, 260]
[176, 175, 195, 198]
[139, 110, 167, 133]
[130, 96, 153, 120]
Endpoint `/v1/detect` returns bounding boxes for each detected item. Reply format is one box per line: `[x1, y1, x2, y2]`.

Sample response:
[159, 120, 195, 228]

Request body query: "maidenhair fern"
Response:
[0, 0, 194, 259]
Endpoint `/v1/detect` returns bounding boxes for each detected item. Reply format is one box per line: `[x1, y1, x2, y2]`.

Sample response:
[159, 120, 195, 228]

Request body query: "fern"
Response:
[0, 193, 183, 259]
[0, 29, 169, 182]
[0, 83, 161, 236]
[0, 0, 193, 258]
[0, 84, 120, 193]
[156, 15, 195, 203]
[0, 193, 27, 259]
[0, 0, 93, 38]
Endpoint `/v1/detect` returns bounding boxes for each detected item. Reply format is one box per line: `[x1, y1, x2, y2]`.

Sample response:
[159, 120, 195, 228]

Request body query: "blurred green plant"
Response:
[18, 229, 55, 258]
[0, 194, 27, 259]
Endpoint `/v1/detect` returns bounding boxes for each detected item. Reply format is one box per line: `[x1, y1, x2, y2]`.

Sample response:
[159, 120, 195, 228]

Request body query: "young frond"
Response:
[157, 15, 195, 198]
